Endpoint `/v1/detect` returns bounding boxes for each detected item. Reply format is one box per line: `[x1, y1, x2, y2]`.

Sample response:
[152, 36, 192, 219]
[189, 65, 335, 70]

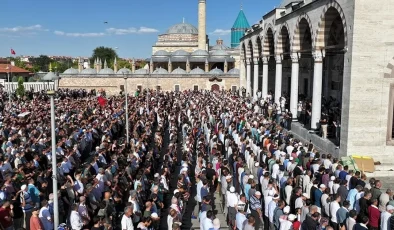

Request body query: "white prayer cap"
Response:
[387, 205, 394, 211]
[288, 214, 296, 221]
[284, 206, 290, 213]
[254, 162, 260, 167]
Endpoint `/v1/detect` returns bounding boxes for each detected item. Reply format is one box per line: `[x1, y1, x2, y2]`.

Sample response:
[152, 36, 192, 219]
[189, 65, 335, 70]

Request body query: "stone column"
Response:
[290, 52, 300, 121]
[239, 58, 245, 96]
[246, 59, 251, 96]
[262, 56, 269, 99]
[253, 58, 259, 101]
[205, 58, 209, 72]
[311, 50, 324, 130]
[274, 54, 283, 104]
[224, 59, 228, 73]
[168, 58, 172, 73]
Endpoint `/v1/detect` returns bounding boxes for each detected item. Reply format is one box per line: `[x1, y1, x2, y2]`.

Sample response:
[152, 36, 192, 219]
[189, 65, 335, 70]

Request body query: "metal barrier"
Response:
[3, 82, 55, 92]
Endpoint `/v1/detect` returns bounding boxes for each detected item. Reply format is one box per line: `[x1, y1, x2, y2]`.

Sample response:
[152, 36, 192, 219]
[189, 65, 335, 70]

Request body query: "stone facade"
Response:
[59, 75, 239, 95]
[238, 0, 394, 162]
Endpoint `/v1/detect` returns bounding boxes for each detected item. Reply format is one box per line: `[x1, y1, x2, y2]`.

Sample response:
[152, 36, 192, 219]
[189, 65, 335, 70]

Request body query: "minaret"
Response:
[198, 0, 207, 50]
[78, 57, 83, 72]
[104, 59, 108, 69]
[96, 58, 100, 72]
[186, 58, 190, 73]
[131, 59, 136, 73]
[205, 58, 209, 72]
[99, 58, 103, 70]
[168, 58, 172, 73]
[149, 59, 154, 73]
[114, 57, 118, 73]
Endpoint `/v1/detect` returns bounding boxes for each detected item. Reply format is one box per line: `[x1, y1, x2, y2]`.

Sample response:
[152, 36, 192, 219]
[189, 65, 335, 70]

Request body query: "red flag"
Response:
[97, 96, 107, 106]
[10, 49, 16, 55]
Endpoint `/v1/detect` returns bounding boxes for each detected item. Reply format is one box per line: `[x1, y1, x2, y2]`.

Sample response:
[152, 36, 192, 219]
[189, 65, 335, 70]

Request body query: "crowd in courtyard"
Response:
[0, 87, 392, 230]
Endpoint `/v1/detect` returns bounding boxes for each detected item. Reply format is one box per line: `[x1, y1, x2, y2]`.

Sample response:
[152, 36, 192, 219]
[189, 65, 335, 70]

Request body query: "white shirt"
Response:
[330, 201, 341, 223]
[295, 197, 304, 209]
[226, 192, 239, 207]
[70, 210, 83, 230]
[196, 180, 203, 202]
[202, 218, 214, 230]
[236, 212, 247, 230]
[121, 214, 134, 230]
[381, 211, 391, 230]
[268, 200, 277, 223]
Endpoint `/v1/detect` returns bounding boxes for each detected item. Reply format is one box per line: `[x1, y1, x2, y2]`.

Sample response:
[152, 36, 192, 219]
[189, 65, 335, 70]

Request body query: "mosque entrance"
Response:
[211, 84, 220, 91]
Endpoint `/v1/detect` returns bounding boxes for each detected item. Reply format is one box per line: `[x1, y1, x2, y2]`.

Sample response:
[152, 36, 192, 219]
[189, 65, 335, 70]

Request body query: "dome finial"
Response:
[240, 0, 243, 10]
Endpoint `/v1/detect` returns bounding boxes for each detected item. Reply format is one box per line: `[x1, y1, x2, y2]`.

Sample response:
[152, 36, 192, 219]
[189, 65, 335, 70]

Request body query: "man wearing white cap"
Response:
[380, 204, 394, 230]
[226, 186, 238, 229]
[295, 193, 309, 210]
[268, 194, 280, 230]
[279, 213, 296, 230]
[235, 202, 247, 230]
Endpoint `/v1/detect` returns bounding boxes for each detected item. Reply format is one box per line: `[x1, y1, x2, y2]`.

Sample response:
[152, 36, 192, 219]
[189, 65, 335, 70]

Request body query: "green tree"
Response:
[118, 59, 132, 69]
[16, 76, 25, 97]
[136, 60, 146, 68]
[6, 57, 27, 69]
[91, 46, 118, 65]
[12, 75, 19, 82]
[30, 55, 52, 72]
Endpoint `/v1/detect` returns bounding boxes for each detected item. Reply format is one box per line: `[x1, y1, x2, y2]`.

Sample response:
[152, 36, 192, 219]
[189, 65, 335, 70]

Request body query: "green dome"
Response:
[231, 9, 250, 48]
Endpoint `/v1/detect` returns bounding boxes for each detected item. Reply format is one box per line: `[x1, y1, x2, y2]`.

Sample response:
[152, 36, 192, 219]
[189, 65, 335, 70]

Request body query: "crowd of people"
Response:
[0, 87, 392, 230]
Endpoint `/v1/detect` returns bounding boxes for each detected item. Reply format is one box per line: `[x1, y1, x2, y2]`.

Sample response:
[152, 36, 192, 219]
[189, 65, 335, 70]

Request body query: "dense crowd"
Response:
[0, 87, 392, 230]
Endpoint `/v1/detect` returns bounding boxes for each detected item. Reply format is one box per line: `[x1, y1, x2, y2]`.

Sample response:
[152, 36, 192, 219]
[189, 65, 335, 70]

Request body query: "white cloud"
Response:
[106, 27, 158, 35]
[54, 30, 106, 37]
[210, 29, 231, 36]
[0, 24, 48, 33]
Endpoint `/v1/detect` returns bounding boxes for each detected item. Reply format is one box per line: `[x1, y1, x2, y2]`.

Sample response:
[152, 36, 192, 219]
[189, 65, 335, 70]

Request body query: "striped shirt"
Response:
[250, 195, 262, 211]
[21, 191, 33, 212]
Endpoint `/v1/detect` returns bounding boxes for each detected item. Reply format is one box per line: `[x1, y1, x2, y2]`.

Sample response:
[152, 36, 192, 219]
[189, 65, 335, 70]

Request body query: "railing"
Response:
[3, 82, 55, 92]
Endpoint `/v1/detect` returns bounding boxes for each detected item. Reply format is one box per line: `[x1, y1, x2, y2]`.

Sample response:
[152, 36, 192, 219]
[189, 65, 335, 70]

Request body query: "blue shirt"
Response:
[201, 186, 209, 199]
[314, 189, 323, 207]
[339, 171, 348, 181]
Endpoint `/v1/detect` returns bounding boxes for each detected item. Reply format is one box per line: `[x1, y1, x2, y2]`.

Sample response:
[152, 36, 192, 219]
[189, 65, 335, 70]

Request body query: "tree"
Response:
[12, 75, 19, 82]
[16, 76, 25, 97]
[30, 55, 52, 72]
[118, 59, 132, 69]
[91, 46, 118, 65]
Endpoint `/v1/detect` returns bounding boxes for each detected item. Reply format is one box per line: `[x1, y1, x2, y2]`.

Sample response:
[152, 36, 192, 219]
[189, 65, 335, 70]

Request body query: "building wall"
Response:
[345, 0, 394, 163]
[152, 46, 198, 54]
[59, 76, 240, 95]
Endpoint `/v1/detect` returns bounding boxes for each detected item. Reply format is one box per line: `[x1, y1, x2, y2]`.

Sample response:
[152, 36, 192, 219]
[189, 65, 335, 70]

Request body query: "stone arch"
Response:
[276, 22, 292, 55]
[262, 24, 275, 57]
[247, 39, 254, 60]
[292, 13, 314, 52]
[253, 35, 263, 59]
[315, 0, 348, 49]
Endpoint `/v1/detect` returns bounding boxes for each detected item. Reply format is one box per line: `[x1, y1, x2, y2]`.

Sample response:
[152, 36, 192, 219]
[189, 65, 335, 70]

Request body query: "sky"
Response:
[0, 0, 282, 59]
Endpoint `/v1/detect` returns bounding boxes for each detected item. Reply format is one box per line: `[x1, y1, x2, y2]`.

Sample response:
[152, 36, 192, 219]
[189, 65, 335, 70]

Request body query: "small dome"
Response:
[191, 49, 209, 56]
[63, 67, 79, 74]
[117, 68, 132, 74]
[209, 67, 224, 75]
[98, 68, 115, 75]
[167, 23, 198, 34]
[172, 50, 190, 56]
[152, 67, 169, 74]
[189, 67, 206, 74]
[211, 49, 229, 56]
[80, 68, 97, 75]
[228, 68, 240, 74]
[153, 50, 170, 56]
[134, 68, 149, 74]
[171, 67, 187, 74]
[211, 44, 230, 50]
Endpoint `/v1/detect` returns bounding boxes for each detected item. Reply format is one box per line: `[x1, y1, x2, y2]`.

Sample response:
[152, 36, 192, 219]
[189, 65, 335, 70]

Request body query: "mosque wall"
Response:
[59, 76, 239, 95]
[345, 0, 394, 163]
[152, 46, 198, 54]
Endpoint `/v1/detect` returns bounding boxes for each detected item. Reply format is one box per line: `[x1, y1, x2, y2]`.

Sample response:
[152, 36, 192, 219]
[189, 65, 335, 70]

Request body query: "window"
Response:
[120, 85, 125, 91]
[156, 85, 161, 91]
[231, 86, 237, 92]
[388, 83, 394, 144]
[193, 85, 199, 91]
[174, 84, 180, 92]
[137, 85, 142, 91]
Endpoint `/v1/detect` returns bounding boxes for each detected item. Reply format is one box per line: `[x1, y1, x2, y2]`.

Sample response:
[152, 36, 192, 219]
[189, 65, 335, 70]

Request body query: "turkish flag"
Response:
[97, 96, 107, 107]
[10, 49, 16, 55]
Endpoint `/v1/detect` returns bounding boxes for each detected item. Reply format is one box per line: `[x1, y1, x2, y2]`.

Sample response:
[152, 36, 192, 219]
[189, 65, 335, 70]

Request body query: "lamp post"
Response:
[43, 71, 59, 229]
[123, 74, 129, 144]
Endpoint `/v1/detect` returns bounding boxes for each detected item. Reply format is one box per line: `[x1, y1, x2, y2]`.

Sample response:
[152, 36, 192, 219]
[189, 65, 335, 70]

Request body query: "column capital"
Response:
[246, 58, 251, 65]
[253, 57, 259, 64]
[313, 50, 324, 62]
[262, 56, 269, 64]
[290, 52, 300, 63]
[275, 54, 283, 64]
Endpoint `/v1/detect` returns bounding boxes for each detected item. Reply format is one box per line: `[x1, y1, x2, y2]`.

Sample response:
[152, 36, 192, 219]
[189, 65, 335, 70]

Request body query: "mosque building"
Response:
[60, 0, 250, 93]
